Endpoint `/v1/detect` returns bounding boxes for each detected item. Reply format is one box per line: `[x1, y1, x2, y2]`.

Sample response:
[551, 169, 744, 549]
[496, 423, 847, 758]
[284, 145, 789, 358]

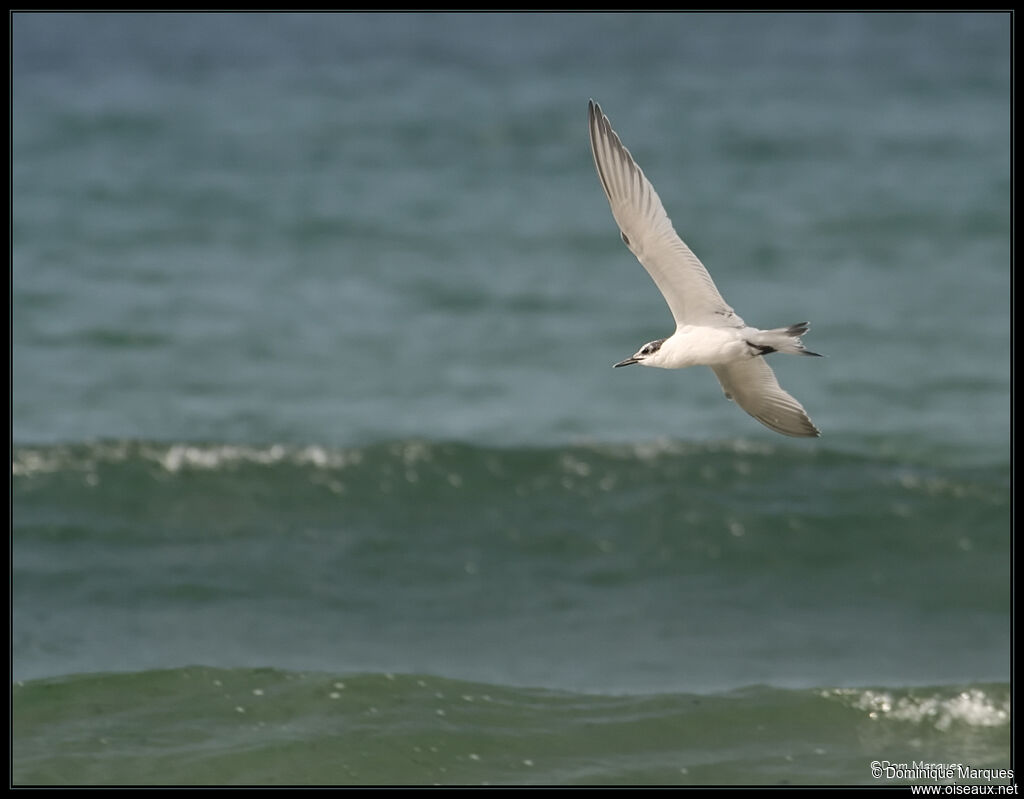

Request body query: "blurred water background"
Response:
[12, 12, 1011, 786]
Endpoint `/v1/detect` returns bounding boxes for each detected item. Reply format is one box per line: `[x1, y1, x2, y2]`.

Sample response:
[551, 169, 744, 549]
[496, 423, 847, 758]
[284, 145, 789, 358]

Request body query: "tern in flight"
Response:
[588, 99, 821, 438]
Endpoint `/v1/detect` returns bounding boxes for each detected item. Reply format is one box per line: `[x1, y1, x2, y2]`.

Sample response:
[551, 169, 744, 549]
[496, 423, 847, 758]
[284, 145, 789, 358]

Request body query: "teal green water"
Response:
[12, 440, 1011, 784]
[12, 669, 1011, 786]
[13, 12, 1010, 786]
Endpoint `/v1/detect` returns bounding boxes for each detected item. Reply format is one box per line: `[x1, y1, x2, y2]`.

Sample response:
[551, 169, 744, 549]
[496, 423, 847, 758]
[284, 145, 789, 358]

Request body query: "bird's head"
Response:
[614, 338, 665, 368]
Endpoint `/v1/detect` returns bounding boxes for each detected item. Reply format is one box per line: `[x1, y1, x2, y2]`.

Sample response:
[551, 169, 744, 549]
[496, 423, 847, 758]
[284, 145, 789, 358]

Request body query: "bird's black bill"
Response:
[614, 357, 639, 368]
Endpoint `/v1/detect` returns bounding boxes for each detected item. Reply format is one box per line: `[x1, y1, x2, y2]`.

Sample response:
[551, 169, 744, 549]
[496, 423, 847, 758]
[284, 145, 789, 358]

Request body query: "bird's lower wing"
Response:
[711, 358, 820, 438]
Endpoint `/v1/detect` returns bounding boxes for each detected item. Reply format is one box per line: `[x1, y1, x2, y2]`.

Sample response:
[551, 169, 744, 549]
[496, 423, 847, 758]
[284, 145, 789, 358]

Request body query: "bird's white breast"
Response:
[654, 326, 750, 369]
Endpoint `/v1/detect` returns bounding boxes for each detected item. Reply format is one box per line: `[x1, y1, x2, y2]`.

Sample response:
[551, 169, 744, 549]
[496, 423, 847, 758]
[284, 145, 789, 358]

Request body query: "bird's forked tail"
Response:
[750, 321, 823, 357]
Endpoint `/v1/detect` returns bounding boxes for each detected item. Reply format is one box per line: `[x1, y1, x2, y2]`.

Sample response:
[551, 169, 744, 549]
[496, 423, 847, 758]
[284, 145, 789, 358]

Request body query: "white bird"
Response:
[588, 99, 821, 438]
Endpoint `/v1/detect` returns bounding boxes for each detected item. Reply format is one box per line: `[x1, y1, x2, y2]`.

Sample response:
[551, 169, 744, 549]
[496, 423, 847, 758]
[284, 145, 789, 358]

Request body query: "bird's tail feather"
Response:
[754, 322, 823, 357]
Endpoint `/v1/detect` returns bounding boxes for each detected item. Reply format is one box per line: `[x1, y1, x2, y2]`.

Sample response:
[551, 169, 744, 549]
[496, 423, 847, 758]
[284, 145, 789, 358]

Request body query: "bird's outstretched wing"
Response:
[588, 99, 738, 327]
[711, 358, 820, 438]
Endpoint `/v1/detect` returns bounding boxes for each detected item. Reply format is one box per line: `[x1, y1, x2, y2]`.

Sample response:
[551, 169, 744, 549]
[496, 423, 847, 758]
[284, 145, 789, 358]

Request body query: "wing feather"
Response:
[588, 100, 737, 327]
[711, 358, 820, 438]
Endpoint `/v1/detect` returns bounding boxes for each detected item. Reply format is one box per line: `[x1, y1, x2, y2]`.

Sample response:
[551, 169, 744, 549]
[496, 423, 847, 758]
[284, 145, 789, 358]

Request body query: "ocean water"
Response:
[12, 12, 1011, 786]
